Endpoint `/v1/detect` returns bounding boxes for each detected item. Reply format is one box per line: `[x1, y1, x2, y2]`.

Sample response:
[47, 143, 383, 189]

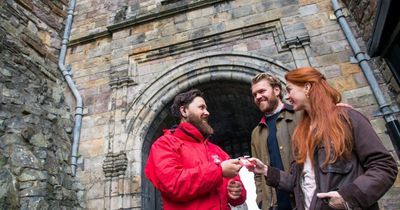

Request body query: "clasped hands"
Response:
[219, 159, 243, 199]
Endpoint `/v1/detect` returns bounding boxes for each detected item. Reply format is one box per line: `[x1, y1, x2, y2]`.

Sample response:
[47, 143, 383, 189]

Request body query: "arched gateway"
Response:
[124, 52, 290, 209]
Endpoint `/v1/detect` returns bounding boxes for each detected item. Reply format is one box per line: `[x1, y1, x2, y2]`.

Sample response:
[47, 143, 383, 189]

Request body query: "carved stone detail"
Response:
[102, 152, 128, 177]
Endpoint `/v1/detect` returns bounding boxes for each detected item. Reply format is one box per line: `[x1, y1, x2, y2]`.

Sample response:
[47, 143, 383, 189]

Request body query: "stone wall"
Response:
[342, 0, 400, 104]
[66, 0, 399, 209]
[342, 0, 378, 41]
[0, 0, 85, 209]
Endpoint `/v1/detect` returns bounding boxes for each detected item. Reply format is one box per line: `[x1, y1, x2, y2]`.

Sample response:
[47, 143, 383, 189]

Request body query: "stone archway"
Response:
[123, 52, 290, 209]
[140, 80, 263, 210]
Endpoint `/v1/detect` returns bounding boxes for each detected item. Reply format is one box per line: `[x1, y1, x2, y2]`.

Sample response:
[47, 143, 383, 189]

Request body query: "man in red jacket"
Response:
[145, 89, 247, 210]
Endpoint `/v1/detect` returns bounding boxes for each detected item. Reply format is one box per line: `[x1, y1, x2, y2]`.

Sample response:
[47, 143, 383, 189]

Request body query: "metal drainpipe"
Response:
[332, 0, 400, 158]
[58, 0, 83, 177]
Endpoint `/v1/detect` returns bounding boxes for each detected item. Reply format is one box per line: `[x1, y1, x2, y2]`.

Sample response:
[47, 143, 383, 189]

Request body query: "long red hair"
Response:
[285, 67, 353, 165]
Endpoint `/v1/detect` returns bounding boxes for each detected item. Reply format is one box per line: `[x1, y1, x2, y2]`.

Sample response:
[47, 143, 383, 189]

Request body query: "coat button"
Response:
[279, 146, 283, 150]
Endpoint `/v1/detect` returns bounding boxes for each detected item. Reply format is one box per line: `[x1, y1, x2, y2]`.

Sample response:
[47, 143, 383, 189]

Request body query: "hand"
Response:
[220, 159, 242, 178]
[247, 157, 268, 175]
[336, 103, 353, 109]
[239, 156, 256, 168]
[227, 179, 242, 200]
[317, 191, 347, 209]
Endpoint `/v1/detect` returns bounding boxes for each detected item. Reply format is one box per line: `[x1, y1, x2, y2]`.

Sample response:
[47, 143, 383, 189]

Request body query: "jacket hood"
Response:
[167, 122, 206, 143]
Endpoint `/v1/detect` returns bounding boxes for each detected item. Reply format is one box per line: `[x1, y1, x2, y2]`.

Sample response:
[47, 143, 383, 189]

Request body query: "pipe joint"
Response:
[333, 8, 345, 19]
[62, 65, 73, 77]
[75, 112, 84, 116]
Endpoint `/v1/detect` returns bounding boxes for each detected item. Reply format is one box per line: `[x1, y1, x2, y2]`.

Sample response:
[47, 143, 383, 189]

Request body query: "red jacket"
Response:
[145, 122, 246, 210]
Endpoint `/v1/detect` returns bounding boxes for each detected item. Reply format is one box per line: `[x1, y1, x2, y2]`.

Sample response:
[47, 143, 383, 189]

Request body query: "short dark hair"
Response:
[171, 89, 204, 118]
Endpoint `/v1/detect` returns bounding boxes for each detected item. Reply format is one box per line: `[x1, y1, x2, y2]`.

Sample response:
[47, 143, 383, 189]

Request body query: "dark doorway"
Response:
[141, 80, 261, 209]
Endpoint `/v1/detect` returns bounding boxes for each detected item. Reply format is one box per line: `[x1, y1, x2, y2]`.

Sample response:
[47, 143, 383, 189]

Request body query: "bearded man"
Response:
[145, 89, 246, 210]
[250, 73, 301, 210]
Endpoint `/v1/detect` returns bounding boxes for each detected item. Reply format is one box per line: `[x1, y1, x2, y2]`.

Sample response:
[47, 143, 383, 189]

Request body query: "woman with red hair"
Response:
[248, 67, 397, 210]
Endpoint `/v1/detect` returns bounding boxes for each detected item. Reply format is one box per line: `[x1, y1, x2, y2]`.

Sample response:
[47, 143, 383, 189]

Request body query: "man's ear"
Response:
[273, 86, 281, 97]
[179, 106, 187, 117]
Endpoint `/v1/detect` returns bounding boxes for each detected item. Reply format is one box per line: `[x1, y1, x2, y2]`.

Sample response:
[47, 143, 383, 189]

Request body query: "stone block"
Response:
[280, 5, 299, 17]
[134, 23, 155, 34]
[347, 94, 376, 108]
[353, 72, 368, 87]
[174, 13, 187, 24]
[88, 45, 111, 59]
[189, 27, 211, 40]
[247, 40, 261, 51]
[295, 59, 311, 68]
[187, 9, 202, 20]
[201, 6, 215, 16]
[94, 15, 107, 28]
[299, 0, 319, 6]
[330, 40, 350, 52]
[340, 62, 361, 75]
[143, 29, 158, 42]
[191, 16, 211, 29]
[129, 175, 141, 193]
[299, 4, 319, 16]
[211, 11, 232, 24]
[86, 198, 104, 210]
[284, 24, 308, 39]
[259, 1, 279, 12]
[80, 124, 107, 141]
[233, 43, 248, 52]
[315, 51, 352, 66]
[323, 30, 346, 43]
[112, 29, 131, 40]
[389, 77, 400, 93]
[328, 75, 358, 92]
[79, 138, 105, 157]
[320, 65, 342, 78]
[271, 50, 292, 63]
[370, 117, 387, 134]
[316, 0, 333, 12]
[380, 64, 394, 82]
[215, 1, 232, 13]
[306, 16, 325, 30]
[80, 78, 110, 89]
[354, 105, 379, 120]
[291, 48, 308, 60]
[111, 38, 128, 50]
[232, 5, 253, 19]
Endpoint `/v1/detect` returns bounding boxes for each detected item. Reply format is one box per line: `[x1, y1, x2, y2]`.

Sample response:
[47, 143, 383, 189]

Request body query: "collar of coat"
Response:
[165, 122, 208, 143]
[259, 103, 295, 125]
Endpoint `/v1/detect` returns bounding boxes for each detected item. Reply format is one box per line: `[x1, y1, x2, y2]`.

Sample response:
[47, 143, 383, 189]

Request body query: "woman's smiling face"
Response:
[285, 81, 309, 112]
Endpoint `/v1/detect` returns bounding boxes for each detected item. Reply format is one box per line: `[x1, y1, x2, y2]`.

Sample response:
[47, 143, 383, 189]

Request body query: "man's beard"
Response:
[262, 95, 279, 113]
[188, 113, 214, 136]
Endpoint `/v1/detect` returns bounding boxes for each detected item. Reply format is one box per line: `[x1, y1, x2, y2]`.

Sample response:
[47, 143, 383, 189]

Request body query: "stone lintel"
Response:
[131, 20, 285, 63]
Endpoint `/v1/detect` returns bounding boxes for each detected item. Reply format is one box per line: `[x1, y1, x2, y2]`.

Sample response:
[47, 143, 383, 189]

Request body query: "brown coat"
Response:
[265, 108, 398, 210]
[251, 104, 302, 210]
